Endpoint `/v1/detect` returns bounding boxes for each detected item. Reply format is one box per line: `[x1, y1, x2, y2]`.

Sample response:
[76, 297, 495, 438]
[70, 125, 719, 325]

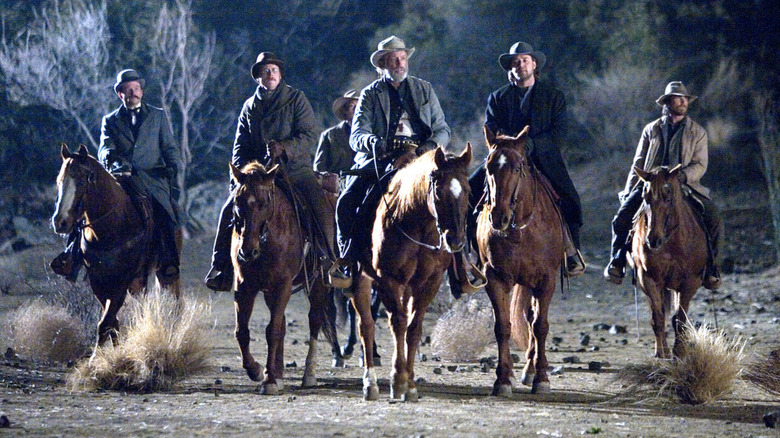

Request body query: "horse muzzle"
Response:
[442, 229, 466, 253]
[237, 246, 262, 263]
[51, 213, 74, 235]
[489, 209, 513, 232]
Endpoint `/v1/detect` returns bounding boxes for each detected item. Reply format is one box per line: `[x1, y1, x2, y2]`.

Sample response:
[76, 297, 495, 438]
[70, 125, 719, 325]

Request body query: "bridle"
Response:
[234, 181, 276, 263]
[66, 160, 121, 230]
[395, 171, 447, 251]
[642, 182, 680, 250]
[487, 148, 538, 231]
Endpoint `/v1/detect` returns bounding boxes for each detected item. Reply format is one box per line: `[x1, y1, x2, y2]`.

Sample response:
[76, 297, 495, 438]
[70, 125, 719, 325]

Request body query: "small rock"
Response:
[588, 361, 603, 371]
[214, 379, 222, 385]
[433, 367, 443, 375]
[576, 348, 586, 353]
[446, 365, 458, 372]
[0, 415, 9, 428]
[580, 334, 591, 346]
[620, 339, 628, 345]
[589, 346, 600, 352]
[292, 339, 299, 345]
[287, 396, 296, 402]
[420, 353, 428, 362]
[480, 362, 490, 373]
[593, 323, 611, 331]
[550, 346, 559, 352]
[550, 365, 564, 376]
[285, 361, 298, 368]
[479, 357, 496, 368]
[552, 337, 564, 345]
[764, 410, 779, 428]
[562, 356, 580, 364]
[609, 325, 627, 334]
[415, 377, 426, 384]
[220, 366, 231, 372]
[510, 353, 521, 362]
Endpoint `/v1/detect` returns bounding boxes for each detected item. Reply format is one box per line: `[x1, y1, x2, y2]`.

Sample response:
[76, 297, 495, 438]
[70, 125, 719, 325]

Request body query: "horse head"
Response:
[427, 144, 472, 253]
[484, 125, 532, 232]
[230, 161, 279, 263]
[636, 164, 683, 250]
[52, 144, 99, 234]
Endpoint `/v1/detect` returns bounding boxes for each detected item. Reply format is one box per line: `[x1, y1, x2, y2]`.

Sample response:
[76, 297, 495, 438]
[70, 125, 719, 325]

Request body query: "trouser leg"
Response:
[609, 187, 644, 264]
[289, 167, 336, 259]
[698, 195, 722, 262]
[467, 166, 486, 250]
[211, 195, 234, 271]
[154, 201, 180, 276]
[335, 174, 369, 261]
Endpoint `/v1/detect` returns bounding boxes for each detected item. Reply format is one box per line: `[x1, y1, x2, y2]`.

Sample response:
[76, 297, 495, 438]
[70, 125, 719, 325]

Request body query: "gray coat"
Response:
[98, 103, 182, 224]
[350, 76, 450, 168]
[313, 121, 355, 173]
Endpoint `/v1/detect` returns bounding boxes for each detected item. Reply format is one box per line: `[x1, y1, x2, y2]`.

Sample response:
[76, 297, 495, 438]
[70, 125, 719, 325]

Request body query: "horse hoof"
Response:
[491, 383, 513, 398]
[531, 381, 551, 394]
[403, 387, 419, 403]
[520, 371, 535, 387]
[260, 382, 279, 395]
[332, 357, 344, 367]
[390, 382, 408, 400]
[245, 363, 263, 382]
[363, 384, 379, 401]
[302, 372, 317, 388]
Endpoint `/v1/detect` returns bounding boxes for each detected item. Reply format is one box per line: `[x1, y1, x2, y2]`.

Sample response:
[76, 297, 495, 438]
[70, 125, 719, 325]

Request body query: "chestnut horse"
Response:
[229, 162, 336, 394]
[630, 165, 708, 358]
[51, 144, 180, 351]
[351, 145, 472, 401]
[477, 126, 565, 395]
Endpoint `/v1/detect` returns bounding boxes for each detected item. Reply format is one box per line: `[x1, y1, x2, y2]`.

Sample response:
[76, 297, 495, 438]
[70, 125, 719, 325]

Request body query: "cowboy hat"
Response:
[251, 52, 285, 80]
[114, 69, 145, 93]
[370, 35, 415, 69]
[331, 89, 359, 120]
[656, 81, 697, 106]
[498, 41, 546, 71]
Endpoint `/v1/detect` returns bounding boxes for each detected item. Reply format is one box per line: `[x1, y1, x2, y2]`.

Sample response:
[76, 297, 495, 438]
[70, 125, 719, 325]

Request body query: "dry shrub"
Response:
[617, 322, 745, 405]
[431, 295, 494, 362]
[744, 347, 780, 396]
[68, 288, 212, 392]
[6, 300, 91, 363]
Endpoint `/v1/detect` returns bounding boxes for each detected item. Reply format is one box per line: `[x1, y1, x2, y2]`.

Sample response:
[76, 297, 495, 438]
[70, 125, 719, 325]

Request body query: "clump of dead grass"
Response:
[431, 295, 494, 362]
[68, 288, 212, 392]
[5, 299, 91, 363]
[743, 346, 780, 396]
[616, 322, 745, 405]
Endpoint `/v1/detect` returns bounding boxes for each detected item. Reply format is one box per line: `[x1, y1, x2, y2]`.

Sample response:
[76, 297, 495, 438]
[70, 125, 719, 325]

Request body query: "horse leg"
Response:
[485, 270, 515, 397]
[640, 275, 670, 359]
[93, 285, 127, 352]
[403, 281, 438, 402]
[342, 293, 357, 360]
[234, 286, 263, 382]
[303, 280, 330, 387]
[370, 288, 382, 366]
[261, 283, 291, 395]
[672, 282, 697, 358]
[329, 289, 346, 367]
[380, 279, 410, 401]
[352, 274, 379, 400]
[529, 282, 554, 394]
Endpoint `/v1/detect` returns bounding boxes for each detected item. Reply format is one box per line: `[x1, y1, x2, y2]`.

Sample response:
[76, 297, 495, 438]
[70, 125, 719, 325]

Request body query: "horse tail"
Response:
[315, 281, 339, 347]
[510, 284, 530, 350]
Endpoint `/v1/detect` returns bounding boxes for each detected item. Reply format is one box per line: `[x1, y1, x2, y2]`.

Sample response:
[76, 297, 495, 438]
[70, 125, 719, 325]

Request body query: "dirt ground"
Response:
[1, 197, 779, 436]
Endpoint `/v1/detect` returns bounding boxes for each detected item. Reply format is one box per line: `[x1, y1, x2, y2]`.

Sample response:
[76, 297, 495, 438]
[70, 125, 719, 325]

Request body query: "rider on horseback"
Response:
[205, 52, 335, 291]
[604, 81, 722, 289]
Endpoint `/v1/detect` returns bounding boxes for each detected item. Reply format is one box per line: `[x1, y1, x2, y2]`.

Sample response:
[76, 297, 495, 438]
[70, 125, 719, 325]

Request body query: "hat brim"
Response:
[370, 47, 415, 69]
[251, 59, 285, 80]
[332, 96, 359, 120]
[499, 51, 546, 71]
[114, 78, 145, 94]
[656, 93, 697, 106]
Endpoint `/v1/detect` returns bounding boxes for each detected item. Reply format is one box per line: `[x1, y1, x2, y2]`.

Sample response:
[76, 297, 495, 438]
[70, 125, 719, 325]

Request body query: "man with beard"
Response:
[328, 35, 450, 288]
[204, 52, 332, 291]
[604, 81, 722, 289]
[468, 41, 586, 277]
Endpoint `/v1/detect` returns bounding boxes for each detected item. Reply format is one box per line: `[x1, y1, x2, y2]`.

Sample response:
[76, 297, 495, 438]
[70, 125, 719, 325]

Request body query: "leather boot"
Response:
[328, 258, 353, 289]
[205, 197, 234, 292]
[50, 229, 83, 282]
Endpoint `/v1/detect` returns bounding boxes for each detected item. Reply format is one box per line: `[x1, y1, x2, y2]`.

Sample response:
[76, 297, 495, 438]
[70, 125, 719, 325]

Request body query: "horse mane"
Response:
[385, 150, 446, 220]
[240, 161, 272, 177]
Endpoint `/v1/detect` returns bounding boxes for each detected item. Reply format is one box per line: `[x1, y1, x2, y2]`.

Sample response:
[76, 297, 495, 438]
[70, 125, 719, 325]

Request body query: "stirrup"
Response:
[566, 249, 586, 277]
[327, 260, 353, 289]
[452, 252, 487, 295]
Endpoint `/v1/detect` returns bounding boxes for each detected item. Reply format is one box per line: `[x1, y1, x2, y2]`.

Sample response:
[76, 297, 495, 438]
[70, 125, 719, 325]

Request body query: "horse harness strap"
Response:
[395, 172, 445, 251]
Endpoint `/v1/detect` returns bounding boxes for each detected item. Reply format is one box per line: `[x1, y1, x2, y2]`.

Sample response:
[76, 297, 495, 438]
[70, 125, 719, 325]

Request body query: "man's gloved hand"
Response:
[109, 160, 133, 176]
[677, 170, 687, 184]
[266, 140, 285, 161]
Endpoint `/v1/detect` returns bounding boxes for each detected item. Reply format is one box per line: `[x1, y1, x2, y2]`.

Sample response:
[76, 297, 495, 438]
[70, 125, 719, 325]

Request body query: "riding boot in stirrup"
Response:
[604, 256, 626, 285]
[328, 258, 353, 289]
[566, 250, 586, 277]
[702, 264, 721, 290]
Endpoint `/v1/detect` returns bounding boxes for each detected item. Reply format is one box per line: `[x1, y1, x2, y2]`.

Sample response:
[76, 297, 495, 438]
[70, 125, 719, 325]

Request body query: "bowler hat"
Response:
[498, 41, 546, 71]
[114, 69, 145, 93]
[251, 52, 285, 80]
[332, 89, 359, 120]
[370, 36, 415, 69]
[656, 81, 697, 106]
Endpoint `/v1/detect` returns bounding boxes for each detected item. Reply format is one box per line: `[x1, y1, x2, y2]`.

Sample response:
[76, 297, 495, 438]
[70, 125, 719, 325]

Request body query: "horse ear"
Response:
[634, 166, 652, 182]
[513, 125, 530, 142]
[433, 146, 446, 168]
[77, 144, 89, 156]
[458, 142, 473, 166]
[60, 143, 71, 160]
[229, 162, 244, 185]
[484, 125, 496, 149]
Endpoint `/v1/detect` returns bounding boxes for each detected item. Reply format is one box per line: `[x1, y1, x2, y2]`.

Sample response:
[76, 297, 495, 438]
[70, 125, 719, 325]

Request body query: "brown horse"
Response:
[477, 126, 565, 395]
[630, 165, 708, 359]
[51, 144, 180, 351]
[351, 145, 472, 401]
[228, 162, 336, 394]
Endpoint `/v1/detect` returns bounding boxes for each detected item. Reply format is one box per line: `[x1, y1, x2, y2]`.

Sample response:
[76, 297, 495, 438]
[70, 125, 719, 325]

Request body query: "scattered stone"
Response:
[446, 365, 458, 372]
[433, 367, 443, 375]
[421, 335, 431, 346]
[220, 366, 231, 372]
[510, 353, 521, 362]
[420, 353, 428, 362]
[479, 357, 496, 369]
[763, 410, 779, 428]
[480, 362, 490, 373]
[286, 319, 298, 327]
[285, 361, 297, 368]
[287, 396, 296, 402]
[576, 348, 586, 353]
[609, 325, 627, 335]
[552, 336, 564, 345]
[415, 377, 426, 384]
[0, 415, 9, 428]
[562, 356, 581, 364]
[292, 339, 299, 345]
[550, 346, 559, 352]
[580, 334, 591, 346]
[4, 348, 15, 361]
[593, 323, 611, 331]
[550, 365, 564, 376]
[214, 379, 222, 385]
[589, 346, 600, 352]
[588, 361, 603, 371]
[620, 339, 628, 345]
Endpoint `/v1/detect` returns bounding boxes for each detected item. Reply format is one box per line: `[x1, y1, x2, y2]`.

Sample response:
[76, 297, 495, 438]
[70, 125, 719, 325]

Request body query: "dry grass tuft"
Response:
[744, 346, 780, 396]
[5, 300, 91, 363]
[616, 322, 745, 405]
[431, 295, 494, 362]
[68, 288, 212, 392]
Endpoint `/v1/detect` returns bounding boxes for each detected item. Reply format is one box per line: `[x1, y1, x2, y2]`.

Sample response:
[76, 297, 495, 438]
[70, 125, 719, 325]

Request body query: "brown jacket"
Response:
[621, 115, 710, 200]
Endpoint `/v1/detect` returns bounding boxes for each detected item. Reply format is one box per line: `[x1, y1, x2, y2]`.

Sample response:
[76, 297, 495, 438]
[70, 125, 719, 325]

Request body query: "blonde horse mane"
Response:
[384, 150, 439, 221]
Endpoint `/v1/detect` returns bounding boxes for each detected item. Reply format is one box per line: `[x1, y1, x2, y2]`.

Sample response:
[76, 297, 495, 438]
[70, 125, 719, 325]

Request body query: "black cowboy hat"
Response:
[498, 41, 546, 71]
[251, 52, 285, 80]
[114, 69, 145, 93]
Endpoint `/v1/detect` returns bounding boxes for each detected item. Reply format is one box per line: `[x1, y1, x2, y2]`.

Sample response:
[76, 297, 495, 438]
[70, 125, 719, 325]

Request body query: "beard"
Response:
[510, 69, 533, 84]
[386, 67, 408, 83]
[670, 103, 688, 117]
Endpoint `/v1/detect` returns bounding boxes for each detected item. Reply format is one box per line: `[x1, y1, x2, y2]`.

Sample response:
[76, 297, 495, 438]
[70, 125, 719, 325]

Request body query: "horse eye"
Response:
[514, 166, 521, 173]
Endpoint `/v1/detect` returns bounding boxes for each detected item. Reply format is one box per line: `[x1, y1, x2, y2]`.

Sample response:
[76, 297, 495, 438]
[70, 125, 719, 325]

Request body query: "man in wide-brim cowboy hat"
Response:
[314, 89, 360, 174]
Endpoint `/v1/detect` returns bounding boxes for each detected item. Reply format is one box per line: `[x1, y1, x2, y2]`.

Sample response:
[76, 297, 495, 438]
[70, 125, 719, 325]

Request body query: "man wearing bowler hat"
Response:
[468, 41, 586, 277]
[314, 89, 359, 174]
[51, 68, 183, 282]
[604, 81, 722, 289]
[205, 52, 332, 291]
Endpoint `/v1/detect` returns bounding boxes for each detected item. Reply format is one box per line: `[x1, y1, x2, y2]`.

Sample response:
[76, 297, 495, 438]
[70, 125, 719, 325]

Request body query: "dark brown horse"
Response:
[51, 144, 180, 352]
[351, 145, 472, 401]
[630, 165, 708, 359]
[477, 126, 565, 395]
[229, 162, 336, 394]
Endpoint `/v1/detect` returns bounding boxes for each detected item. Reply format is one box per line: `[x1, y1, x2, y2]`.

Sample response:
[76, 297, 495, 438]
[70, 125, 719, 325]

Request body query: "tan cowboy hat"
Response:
[114, 69, 145, 93]
[370, 35, 415, 69]
[251, 52, 285, 80]
[498, 41, 546, 71]
[331, 89, 359, 120]
[656, 81, 698, 106]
